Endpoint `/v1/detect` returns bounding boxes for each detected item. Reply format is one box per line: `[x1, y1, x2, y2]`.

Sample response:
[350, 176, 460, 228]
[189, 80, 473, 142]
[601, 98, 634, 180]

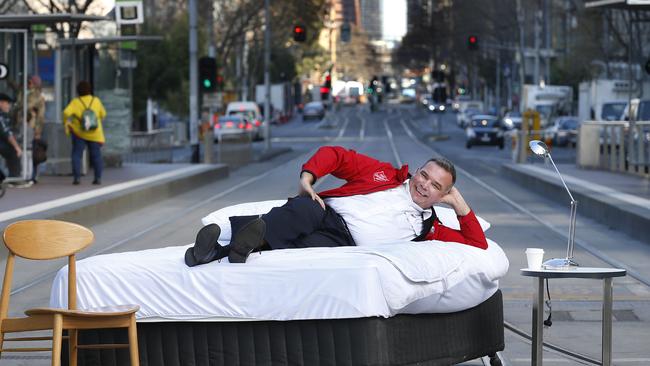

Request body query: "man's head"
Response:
[76, 81, 92, 96]
[408, 157, 456, 209]
[0, 93, 13, 113]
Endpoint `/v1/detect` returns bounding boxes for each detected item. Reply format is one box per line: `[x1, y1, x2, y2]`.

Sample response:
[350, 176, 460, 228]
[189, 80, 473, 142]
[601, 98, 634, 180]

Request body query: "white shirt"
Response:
[324, 180, 433, 246]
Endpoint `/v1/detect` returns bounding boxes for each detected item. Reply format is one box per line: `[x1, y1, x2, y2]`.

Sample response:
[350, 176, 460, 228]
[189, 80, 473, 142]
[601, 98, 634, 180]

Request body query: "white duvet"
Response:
[50, 201, 509, 321]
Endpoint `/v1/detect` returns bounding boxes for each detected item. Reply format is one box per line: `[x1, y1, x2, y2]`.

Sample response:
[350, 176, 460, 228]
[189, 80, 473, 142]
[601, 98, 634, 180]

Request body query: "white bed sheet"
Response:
[50, 239, 509, 321]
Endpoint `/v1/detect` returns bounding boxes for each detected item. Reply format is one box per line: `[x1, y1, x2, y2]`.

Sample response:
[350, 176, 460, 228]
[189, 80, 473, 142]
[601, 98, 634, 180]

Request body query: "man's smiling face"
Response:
[409, 161, 453, 209]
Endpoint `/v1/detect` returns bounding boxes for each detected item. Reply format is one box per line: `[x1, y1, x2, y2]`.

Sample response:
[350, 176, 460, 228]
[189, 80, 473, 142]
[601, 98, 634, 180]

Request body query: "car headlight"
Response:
[428, 105, 435, 111]
[439, 105, 445, 111]
[504, 118, 513, 128]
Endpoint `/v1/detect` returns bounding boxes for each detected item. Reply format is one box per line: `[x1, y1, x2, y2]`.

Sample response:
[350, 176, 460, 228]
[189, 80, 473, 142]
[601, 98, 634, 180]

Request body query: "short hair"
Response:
[423, 157, 456, 185]
[77, 81, 92, 96]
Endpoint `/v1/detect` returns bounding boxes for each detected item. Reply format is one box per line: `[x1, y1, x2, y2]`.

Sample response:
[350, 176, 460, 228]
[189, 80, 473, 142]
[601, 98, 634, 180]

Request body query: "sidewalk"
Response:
[503, 162, 650, 244]
[0, 163, 229, 229]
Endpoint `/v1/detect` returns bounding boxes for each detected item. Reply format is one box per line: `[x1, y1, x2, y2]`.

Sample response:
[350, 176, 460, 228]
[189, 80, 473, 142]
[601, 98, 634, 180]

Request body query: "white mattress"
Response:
[50, 239, 509, 321]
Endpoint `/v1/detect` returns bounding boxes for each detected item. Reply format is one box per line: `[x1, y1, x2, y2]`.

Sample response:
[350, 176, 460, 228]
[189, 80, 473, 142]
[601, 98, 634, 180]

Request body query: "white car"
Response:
[226, 101, 264, 140]
[213, 115, 253, 141]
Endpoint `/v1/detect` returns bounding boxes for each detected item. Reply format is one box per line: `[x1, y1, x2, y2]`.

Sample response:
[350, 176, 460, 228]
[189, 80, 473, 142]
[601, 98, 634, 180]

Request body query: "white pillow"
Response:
[202, 200, 490, 241]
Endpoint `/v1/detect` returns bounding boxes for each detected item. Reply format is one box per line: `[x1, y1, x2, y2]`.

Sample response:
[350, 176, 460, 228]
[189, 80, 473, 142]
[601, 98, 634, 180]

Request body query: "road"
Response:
[5, 103, 650, 366]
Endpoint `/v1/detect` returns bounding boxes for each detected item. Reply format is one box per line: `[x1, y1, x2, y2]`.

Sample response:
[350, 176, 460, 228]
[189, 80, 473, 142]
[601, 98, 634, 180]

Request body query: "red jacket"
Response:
[302, 146, 488, 250]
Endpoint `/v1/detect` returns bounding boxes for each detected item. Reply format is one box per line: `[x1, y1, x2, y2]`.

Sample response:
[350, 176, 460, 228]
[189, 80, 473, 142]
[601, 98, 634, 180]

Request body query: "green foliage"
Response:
[132, 12, 205, 119]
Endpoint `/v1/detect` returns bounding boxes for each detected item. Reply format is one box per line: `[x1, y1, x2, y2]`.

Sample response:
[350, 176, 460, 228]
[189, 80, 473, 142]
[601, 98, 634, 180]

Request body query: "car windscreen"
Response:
[559, 118, 579, 130]
[471, 118, 500, 127]
[601, 103, 626, 121]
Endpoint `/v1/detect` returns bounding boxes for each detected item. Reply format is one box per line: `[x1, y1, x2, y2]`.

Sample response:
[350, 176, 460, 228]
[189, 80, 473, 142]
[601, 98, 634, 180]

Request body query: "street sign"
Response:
[0, 63, 8, 80]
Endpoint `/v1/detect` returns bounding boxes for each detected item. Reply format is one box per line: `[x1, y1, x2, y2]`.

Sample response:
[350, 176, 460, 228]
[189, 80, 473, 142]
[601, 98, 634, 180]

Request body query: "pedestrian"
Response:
[63, 81, 106, 185]
[13, 75, 47, 183]
[185, 145, 488, 266]
[0, 93, 23, 180]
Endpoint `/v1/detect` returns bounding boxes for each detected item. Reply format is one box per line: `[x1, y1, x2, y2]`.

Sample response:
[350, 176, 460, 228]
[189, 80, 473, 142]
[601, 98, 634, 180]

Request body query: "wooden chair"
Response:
[0, 220, 140, 366]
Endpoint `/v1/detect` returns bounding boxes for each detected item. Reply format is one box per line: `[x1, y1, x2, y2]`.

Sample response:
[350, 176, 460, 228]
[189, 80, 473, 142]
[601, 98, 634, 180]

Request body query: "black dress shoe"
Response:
[193, 224, 222, 260]
[92, 179, 101, 185]
[73, 179, 80, 185]
[228, 218, 266, 264]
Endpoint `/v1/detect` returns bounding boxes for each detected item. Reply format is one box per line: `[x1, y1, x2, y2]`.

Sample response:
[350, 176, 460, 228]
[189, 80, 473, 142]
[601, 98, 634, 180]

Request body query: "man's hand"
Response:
[439, 187, 471, 216]
[299, 171, 325, 210]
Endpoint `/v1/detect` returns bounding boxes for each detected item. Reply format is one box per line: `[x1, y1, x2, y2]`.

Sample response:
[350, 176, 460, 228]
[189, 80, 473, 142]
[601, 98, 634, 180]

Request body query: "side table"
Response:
[520, 267, 626, 366]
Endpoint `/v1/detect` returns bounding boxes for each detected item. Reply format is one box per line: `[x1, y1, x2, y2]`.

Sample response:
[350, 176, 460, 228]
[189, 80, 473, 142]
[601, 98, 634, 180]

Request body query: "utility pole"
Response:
[516, 0, 526, 111]
[189, 0, 199, 162]
[263, 0, 271, 150]
[544, 0, 551, 84]
[496, 52, 501, 114]
[534, 6, 541, 85]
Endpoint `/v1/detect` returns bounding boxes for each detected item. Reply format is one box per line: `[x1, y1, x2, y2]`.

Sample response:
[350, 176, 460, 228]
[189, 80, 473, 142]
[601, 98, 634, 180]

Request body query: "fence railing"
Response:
[577, 121, 650, 176]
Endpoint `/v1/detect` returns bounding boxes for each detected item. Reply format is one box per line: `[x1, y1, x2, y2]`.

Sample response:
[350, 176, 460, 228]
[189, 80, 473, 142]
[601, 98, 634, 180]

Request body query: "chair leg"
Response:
[51, 314, 63, 366]
[127, 315, 140, 366]
[0, 331, 4, 357]
[69, 329, 78, 366]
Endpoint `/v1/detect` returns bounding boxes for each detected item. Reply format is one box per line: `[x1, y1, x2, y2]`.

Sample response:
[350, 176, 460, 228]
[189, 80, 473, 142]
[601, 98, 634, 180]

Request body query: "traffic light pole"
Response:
[263, 0, 271, 151]
[189, 0, 199, 161]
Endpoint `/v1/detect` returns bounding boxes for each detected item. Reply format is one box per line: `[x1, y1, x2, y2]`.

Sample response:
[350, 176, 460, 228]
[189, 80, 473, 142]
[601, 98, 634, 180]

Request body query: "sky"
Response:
[382, 0, 407, 42]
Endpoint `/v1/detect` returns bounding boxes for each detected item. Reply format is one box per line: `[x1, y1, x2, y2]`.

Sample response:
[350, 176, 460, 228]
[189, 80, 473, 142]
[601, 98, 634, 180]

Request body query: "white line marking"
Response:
[337, 116, 350, 139]
[0, 165, 212, 223]
[383, 119, 402, 166]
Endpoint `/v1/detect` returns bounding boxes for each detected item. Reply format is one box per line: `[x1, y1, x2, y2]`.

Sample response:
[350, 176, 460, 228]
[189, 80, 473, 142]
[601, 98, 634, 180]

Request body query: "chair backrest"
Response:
[3, 220, 93, 260]
[1, 220, 94, 322]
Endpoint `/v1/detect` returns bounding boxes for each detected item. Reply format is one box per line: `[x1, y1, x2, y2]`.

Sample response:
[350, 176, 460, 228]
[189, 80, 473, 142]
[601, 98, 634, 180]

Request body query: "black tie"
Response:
[413, 207, 437, 242]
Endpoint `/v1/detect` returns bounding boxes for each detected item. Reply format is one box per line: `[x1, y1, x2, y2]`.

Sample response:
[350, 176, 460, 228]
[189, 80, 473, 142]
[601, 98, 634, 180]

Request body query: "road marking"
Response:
[337, 116, 350, 139]
[0, 165, 213, 223]
[383, 119, 402, 166]
[360, 114, 366, 141]
[398, 115, 650, 288]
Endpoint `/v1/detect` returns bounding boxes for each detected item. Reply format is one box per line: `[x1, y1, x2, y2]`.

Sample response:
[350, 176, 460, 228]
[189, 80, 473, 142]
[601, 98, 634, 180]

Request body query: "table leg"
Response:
[602, 278, 613, 366]
[532, 277, 544, 366]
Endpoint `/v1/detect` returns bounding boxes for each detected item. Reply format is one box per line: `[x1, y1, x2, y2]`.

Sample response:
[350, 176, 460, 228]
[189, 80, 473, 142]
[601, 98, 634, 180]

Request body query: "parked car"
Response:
[457, 108, 482, 128]
[213, 115, 253, 141]
[503, 111, 523, 130]
[546, 116, 580, 147]
[465, 115, 505, 149]
[226, 101, 264, 140]
[303, 101, 325, 121]
[428, 101, 446, 113]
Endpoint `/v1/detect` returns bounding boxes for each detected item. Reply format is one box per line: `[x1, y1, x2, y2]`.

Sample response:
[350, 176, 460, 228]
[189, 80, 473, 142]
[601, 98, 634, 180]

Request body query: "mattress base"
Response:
[65, 290, 504, 366]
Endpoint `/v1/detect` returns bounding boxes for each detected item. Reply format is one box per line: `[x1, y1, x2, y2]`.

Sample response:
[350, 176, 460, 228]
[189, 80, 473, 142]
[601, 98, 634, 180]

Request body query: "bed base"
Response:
[64, 290, 504, 366]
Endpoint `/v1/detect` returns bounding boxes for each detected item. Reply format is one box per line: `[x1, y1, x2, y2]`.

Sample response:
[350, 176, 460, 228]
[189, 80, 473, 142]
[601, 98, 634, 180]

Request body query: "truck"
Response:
[578, 79, 650, 122]
[255, 82, 295, 124]
[521, 84, 573, 127]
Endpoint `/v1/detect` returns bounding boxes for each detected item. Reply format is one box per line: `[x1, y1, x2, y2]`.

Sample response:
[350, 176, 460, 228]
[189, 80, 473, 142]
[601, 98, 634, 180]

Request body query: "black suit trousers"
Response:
[229, 196, 355, 250]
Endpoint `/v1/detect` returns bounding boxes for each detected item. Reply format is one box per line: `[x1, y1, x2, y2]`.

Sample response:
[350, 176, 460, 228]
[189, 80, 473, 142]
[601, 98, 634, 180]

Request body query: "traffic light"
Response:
[468, 35, 478, 50]
[645, 58, 650, 75]
[293, 25, 306, 42]
[199, 56, 217, 92]
[321, 73, 331, 100]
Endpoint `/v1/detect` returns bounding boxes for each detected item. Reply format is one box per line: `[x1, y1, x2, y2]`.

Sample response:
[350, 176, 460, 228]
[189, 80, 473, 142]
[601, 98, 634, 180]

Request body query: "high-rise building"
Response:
[360, 0, 382, 40]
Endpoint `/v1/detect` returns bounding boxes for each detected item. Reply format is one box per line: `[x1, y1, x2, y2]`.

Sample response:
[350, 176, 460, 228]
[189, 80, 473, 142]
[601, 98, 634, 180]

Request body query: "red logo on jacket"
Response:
[373, 170, 389, 182]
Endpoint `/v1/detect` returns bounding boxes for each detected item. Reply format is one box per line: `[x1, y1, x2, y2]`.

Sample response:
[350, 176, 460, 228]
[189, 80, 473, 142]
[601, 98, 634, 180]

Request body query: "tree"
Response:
[19, 0, 110, 38]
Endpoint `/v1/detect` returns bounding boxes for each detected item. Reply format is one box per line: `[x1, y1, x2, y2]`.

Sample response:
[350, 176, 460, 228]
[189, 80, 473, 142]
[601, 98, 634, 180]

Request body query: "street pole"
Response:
[189, 0, 199, 162]
[517, 0, 526, 112]
[543, 0, 551, 84]
[534, 6, 541, 85]
[263, 0, 271, 151]
[496, 52, 501, 115]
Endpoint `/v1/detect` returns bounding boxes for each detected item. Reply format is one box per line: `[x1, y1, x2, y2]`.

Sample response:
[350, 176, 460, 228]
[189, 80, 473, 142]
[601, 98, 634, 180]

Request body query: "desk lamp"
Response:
[529, 140, 579, 269]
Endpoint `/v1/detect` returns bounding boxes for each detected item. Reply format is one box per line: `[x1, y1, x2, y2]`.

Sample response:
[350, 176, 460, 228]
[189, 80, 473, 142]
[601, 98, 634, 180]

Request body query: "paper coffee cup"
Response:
[525, 248, 545, 270]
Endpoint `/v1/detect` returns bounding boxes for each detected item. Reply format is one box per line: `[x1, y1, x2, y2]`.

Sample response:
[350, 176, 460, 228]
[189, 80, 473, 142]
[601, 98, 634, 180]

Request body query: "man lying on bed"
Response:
[185, 146, 488, 266]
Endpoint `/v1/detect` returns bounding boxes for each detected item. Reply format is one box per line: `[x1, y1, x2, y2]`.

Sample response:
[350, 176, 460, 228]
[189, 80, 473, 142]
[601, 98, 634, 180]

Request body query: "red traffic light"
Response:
[468, 35, 478, 50]
[293, 25, 307, 42]
[469, 36, 477, 44]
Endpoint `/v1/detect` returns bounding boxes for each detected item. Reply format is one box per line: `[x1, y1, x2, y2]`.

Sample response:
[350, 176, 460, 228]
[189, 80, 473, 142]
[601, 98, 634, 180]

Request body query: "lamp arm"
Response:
[546, 152, 578, 261]
[546, 153, 576, 203]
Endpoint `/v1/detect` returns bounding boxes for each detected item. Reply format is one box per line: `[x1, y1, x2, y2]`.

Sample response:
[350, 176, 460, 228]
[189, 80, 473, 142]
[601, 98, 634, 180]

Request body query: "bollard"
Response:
[203, 129, 214, 164]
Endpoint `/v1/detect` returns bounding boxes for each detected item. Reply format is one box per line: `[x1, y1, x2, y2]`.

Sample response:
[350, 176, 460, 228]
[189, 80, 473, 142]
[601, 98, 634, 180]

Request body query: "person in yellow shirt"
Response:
[63, 81, 107, 185]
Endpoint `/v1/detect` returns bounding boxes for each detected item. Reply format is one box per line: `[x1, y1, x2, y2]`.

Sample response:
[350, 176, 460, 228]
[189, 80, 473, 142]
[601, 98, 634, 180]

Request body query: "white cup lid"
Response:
[525, 248, 544, 253]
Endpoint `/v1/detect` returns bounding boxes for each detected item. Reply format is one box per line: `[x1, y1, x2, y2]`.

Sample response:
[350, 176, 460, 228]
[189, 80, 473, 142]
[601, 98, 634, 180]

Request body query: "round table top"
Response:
[520, 267, 627, 279]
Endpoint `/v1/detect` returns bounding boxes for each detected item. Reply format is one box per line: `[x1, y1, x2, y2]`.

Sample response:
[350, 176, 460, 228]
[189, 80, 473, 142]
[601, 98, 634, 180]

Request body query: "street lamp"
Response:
[529, 140, 579, 270]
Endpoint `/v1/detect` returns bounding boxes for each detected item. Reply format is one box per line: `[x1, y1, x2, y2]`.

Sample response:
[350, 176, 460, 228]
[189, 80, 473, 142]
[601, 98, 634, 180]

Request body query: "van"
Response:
[226, 101, 264, 140]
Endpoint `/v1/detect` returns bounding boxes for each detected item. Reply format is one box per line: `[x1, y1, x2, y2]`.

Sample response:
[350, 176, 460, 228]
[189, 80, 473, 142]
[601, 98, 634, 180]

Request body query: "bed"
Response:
[51, 201, 509, 365]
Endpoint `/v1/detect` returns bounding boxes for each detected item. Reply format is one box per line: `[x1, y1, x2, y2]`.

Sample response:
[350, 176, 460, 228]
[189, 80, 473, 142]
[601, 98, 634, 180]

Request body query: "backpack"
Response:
[78, 97, 98, 131]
